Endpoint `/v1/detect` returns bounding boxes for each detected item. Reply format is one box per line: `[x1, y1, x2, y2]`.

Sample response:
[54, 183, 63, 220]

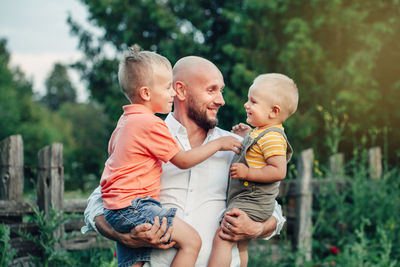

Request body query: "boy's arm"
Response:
[170, 136, 241, 169]
[230, 155, 287, 183]
[219, 201, 286, 241]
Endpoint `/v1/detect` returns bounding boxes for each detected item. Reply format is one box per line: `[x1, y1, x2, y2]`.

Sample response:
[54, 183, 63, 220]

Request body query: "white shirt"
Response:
[82, 113, 286, 267]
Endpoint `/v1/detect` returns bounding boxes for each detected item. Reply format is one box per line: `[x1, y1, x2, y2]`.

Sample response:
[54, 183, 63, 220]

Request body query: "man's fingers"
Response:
[134, 223, 152, 233]
[159, 224, 173, 244]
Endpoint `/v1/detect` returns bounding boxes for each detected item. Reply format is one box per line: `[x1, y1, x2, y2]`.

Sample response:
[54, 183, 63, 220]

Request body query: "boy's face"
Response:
[149, 64, 175, 114]
[244, 80, 274, 128]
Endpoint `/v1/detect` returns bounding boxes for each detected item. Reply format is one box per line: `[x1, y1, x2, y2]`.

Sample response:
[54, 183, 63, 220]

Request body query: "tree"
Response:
[42, 63, 77, 110]
[68, 0, 400, 163]
[58, 102, 111, 190]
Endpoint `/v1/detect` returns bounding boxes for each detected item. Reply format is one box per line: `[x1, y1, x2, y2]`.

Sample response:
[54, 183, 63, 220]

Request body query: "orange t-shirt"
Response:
[100, 104, 181, 209]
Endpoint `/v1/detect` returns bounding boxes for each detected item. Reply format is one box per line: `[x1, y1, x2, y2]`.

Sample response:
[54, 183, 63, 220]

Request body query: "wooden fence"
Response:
[0, 135, 383, 265]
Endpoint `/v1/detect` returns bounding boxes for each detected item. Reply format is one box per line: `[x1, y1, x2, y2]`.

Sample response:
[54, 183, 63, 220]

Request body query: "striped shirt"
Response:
[246, 124, 287, 168]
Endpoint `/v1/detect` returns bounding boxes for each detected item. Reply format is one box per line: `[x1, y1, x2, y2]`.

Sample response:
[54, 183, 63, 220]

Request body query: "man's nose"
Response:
[215, 91, 225, 106]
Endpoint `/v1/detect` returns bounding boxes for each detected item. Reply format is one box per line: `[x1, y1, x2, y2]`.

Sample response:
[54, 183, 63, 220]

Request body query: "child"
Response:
[100, 46, 242, 267]
[208, 73, 298, 267]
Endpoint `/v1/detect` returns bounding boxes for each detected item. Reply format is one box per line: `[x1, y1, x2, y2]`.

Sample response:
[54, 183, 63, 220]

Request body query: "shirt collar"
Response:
[122, 104, 153, 115]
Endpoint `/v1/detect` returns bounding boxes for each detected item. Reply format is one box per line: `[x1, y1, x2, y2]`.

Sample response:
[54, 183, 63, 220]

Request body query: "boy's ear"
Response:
[138, 86, 151, 101]
[270, 105, 281, 118]
[174, 81, 186, 101]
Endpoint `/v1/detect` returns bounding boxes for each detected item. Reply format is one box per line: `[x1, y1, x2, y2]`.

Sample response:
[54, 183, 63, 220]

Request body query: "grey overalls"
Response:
[226, 127, 293, 222]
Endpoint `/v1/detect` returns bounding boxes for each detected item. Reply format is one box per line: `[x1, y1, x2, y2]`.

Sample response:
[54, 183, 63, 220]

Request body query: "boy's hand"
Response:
[231, 123, 251, 138]
[230, 163, 248, 179]
[218, 136, 242, 154]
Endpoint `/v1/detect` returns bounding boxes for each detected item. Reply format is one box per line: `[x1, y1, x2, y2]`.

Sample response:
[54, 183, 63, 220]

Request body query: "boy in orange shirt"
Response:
[100, 46, 241, 267]
[208, 73, 298, 267]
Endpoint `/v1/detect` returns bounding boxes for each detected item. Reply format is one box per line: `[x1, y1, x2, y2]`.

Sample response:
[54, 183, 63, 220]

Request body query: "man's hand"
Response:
[127, 216, 176, 249]
[95, 215, 176, 249]
[230, 163, 249, 179]
[218, 208, 277, 242]
[231, 123, 251, 138]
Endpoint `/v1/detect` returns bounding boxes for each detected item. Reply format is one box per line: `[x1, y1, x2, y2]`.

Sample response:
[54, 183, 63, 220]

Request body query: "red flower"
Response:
[330, 245, 339, 255]
[114, 251, 117, 258]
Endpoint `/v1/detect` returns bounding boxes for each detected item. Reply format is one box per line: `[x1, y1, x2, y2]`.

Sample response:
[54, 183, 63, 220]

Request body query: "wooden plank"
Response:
[64, 199, 88, 213]
[0, 200, 35, 216]
[63, 231, 114, 250]
[329, 153, 344, 177]
[369, 147, 382, 179]
[295, 148, 313, 263]
[37, 143, 64, 215]
[37, 143, 64, 248]
[0, 135, 24, 201]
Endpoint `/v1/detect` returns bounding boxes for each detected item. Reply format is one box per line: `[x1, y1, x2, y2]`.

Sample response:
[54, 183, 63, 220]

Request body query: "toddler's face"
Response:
[149, 64, 175, 114]
[244, 81, 274, 127]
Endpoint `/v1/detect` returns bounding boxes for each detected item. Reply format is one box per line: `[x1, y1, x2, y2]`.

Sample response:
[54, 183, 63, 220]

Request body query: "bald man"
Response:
[82, 56, 286, 266]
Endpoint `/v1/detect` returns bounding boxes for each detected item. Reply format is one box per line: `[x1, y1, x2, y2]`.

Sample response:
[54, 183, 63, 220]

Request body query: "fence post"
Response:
[295, 148, 313, 263]
[37, 143, 64, 247]
[369, 147, 382, 179]
[0, 135, 24, 201]
[329, 153, 344, 178]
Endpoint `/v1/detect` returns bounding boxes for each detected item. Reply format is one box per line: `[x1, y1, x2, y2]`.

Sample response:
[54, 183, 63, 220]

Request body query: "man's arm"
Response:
[218, 201, 286, 241]
[82, 186, 175, 249]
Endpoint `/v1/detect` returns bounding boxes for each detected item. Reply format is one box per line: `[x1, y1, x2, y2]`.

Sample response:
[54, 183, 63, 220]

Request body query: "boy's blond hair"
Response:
[254, 73, 299, 119]
[118, 45, 171, 101]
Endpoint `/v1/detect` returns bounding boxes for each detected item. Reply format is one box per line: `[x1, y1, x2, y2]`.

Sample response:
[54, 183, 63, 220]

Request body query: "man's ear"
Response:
[174, 81, 186, 101]
[269, 105, 281, 119]
[138, 87, 151, 101]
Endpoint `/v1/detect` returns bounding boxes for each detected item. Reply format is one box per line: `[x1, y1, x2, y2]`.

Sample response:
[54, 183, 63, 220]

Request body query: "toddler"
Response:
[208, 73, 298, 267]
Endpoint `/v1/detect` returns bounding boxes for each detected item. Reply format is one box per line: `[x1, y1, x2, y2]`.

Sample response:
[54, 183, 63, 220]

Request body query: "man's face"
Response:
[186, 68, 225, 131]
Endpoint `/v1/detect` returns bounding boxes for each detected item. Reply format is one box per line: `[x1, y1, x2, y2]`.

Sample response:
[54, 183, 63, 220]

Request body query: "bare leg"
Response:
[131, 262, 143, 267]
[238, 240, 250, 267]
[208, 227, 236, 267]
[170, 217, 202, 267]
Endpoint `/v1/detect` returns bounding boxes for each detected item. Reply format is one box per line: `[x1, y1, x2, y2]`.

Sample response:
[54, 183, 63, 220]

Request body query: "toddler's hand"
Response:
[217, 136, 242, 154]
[230, 163, 249, 179]
[231, 123, 251, 138]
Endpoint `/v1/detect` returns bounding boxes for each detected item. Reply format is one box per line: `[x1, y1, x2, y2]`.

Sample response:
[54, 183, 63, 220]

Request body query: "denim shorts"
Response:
[104, 197, 177, 267]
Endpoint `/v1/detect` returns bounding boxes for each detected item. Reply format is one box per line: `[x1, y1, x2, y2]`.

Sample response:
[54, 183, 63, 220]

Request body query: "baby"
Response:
[208, 73, 298, 267]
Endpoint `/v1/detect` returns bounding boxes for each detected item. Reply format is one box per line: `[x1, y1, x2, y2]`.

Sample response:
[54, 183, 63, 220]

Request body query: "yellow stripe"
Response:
[246, 129, 287, 168]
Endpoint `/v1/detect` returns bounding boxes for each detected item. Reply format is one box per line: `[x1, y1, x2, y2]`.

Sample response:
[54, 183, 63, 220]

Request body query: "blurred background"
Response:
[1, 0, 399, 266]
[1, 0, 399, 192]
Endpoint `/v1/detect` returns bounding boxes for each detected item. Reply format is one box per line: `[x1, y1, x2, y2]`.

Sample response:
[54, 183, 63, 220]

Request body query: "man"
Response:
[82, 56, 286, 266]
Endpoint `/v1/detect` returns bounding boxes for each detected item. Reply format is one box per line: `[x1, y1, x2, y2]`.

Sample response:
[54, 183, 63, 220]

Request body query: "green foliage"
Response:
[41, 62, 77, 110]
[58, 102, 111, 191]
[248, 161, 400, 266]
[68, 247, 117, 267]
[17, 206, 71, 267]
[0, 224, 17, 266]
[68, 0, 400, 165]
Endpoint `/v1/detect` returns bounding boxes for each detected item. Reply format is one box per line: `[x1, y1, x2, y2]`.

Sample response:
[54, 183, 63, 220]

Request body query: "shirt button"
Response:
[189, 189, 193, 192]
[243, 181, 249, 186]
[185, 212, 189, 216]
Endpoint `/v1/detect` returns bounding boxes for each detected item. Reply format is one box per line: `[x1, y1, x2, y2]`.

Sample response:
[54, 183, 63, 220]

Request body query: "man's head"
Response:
[172, 56, 225, 130]
[245, 73, 298, 127]
[118, 45, 174, 113]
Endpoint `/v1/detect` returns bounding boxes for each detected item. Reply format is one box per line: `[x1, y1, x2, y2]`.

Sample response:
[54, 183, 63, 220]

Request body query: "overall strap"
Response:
[251, 127, 293, 163]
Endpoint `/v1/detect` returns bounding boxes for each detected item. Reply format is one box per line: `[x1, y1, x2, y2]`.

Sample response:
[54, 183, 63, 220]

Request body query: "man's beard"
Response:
[187, 95, 218, 131]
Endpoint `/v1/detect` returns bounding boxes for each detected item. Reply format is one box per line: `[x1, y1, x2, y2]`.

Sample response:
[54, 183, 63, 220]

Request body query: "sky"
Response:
[0, 0, 98, 101]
